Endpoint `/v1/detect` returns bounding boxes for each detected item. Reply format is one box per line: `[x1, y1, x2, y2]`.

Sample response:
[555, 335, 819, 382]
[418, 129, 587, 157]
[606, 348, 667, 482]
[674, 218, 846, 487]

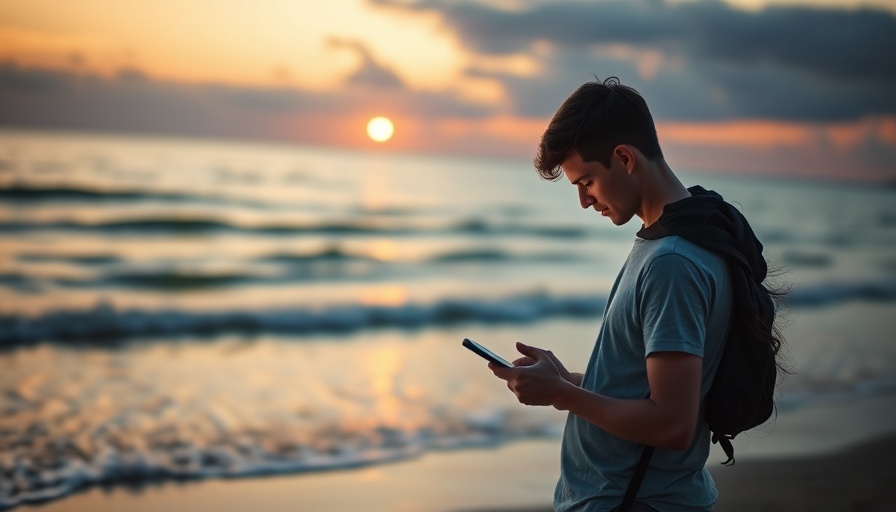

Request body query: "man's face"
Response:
[561, 150, 639, 226]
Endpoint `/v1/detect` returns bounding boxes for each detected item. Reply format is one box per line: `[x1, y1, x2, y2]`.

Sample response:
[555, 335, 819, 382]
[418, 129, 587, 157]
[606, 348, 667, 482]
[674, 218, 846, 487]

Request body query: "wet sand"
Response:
[459, 433, 896, 512]
[709, 434, 896, 512]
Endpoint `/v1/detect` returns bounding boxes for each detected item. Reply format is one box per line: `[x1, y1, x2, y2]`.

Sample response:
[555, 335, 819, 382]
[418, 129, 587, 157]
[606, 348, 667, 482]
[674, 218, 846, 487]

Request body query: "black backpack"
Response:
[621, 186, 782, 511]
[638, 186, 780, 461]
[704, 288, 778, 466]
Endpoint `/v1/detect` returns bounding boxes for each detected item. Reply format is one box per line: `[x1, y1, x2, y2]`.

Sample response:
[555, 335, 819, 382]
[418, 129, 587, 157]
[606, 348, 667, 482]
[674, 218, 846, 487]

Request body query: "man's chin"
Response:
[610, 213, 635, 226]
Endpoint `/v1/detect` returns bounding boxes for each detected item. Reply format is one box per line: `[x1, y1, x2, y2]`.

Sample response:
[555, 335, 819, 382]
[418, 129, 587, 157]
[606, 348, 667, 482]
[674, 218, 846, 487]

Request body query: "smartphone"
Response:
[462, 338, 513, 368]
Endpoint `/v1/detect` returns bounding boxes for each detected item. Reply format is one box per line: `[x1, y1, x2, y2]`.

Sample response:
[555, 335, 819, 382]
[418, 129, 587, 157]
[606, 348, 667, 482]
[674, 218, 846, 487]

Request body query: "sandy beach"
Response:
[709, 434, 896, 512]
[21, 392, 896, 512]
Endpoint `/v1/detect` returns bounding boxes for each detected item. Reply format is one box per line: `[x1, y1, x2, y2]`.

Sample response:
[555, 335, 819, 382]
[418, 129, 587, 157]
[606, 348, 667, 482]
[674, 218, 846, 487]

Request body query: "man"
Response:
[489, 77, 777, 511]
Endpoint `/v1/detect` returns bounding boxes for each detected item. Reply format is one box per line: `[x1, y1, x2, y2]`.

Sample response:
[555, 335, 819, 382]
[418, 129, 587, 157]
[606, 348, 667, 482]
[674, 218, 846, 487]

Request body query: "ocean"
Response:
[1, 129, 895, 508]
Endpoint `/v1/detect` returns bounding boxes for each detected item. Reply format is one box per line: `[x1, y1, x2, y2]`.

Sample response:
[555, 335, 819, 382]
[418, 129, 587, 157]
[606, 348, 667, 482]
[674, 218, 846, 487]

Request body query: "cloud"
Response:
[683, 3, 896, 82]
[377, 0, 896, 79]
[0, 62, 74, 94]
[373, 0, 896, 121]
[0, 61, 494, 144]
[373, 0, 679, 54]
[327, 37, 406, 89]
[0, 63, 246, 139]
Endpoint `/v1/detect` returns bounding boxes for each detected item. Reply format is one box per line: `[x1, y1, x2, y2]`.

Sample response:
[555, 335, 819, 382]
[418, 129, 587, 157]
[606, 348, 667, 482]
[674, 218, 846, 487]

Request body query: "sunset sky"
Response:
[1, 0, 894, 181]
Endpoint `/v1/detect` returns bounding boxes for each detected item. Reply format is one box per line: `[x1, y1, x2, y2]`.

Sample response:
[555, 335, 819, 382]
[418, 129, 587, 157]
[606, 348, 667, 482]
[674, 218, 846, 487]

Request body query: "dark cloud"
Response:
[373, 0, 679, 53]
[0, 63, 494, 143]
[693, 63, 896, 121]
[116, 67, 149, 81]
[468, 47, 896, 122]
[0, 65, 243, 139]
[0, 62, 74, 94]
[204, 85, 317, 114]
[374, 0, 896, 121]
[327, 37, 406, 89]
[376, 0, 895, 81]
[685, 3, 896, 82]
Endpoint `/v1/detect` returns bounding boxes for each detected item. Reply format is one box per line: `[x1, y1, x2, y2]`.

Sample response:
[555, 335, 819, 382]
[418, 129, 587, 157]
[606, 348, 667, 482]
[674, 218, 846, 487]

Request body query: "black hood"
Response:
[637, 185, 768, 286]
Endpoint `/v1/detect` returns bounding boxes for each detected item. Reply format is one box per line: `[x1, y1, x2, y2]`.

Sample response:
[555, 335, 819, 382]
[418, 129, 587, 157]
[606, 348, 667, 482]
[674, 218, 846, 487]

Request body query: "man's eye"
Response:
[582, 181, 593, 188]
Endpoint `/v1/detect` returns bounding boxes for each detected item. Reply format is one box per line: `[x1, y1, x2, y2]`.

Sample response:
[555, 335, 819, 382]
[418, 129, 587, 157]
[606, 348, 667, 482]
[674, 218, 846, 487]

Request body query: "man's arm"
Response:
[557, 351, 701, 450]
[491, 345, 701, 451]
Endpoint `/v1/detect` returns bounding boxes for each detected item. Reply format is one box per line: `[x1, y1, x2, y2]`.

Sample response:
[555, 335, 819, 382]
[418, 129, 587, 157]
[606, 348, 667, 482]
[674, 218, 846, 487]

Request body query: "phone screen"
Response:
[462, 338, 513, 368]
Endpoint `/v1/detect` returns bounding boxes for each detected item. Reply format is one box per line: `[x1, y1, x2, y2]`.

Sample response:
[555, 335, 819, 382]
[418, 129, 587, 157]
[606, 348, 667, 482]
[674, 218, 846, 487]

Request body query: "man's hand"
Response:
[488, 342, 578, 407]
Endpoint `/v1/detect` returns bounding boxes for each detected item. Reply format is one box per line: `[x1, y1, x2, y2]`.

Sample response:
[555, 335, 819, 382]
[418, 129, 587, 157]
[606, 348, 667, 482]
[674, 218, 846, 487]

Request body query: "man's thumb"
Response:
[516, 341, 543, 358]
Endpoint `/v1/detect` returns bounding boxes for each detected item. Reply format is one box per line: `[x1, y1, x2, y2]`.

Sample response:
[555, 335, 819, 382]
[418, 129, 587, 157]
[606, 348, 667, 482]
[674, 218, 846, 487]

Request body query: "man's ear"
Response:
[614, 145, 637, 173]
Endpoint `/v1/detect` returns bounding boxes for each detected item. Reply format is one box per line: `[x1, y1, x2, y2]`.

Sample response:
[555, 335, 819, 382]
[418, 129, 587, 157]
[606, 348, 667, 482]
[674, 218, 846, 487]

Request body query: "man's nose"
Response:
[578, 185, 595, 209]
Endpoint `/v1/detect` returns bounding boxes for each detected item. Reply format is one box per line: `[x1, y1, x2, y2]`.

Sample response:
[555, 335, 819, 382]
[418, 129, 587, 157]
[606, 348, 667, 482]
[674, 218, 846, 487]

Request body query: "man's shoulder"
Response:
[634, 235, 729, 277]
[638, 234, 722, 258]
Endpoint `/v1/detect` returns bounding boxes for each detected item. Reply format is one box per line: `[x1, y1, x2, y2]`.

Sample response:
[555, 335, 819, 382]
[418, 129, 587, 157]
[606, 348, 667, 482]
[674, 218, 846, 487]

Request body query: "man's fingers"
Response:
[515, 341, 546, 359]
[512, 356, 536, 366]
[544, 351, 563, 367]
[489, 362, 515, 380]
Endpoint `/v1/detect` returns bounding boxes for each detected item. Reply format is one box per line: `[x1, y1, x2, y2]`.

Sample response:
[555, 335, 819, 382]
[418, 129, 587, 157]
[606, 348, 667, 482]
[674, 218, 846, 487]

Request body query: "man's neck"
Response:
[637, 160, 690, 228]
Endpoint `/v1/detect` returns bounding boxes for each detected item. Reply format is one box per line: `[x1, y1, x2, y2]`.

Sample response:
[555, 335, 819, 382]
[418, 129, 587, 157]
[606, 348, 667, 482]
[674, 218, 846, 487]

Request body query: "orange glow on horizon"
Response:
[658, 120, 811, 149]
[271, 113, 896, 181]
[658, 117, 896, 151]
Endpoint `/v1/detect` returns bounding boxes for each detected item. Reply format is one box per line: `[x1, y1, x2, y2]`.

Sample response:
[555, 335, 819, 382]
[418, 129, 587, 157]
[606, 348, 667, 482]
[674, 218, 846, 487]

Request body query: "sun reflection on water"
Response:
[359, 284, 407, 307]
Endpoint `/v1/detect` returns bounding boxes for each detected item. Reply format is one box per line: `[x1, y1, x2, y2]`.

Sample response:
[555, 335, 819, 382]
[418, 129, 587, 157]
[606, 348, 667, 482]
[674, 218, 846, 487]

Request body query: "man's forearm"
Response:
[553, 384, 696, 450]
[552, 353, 703, 450]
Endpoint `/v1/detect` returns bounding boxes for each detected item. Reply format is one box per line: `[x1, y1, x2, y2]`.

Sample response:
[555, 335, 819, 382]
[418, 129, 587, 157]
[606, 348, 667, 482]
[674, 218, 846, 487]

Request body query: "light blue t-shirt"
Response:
[554, 236, 733, 512]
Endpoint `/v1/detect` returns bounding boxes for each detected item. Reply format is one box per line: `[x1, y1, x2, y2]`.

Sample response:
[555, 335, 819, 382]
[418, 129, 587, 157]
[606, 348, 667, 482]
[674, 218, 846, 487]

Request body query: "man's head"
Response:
[534, 77, 663, 181]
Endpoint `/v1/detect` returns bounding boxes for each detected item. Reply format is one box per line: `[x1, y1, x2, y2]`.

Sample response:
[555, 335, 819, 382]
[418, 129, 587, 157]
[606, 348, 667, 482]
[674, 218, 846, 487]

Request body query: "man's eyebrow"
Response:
[570, 174, 586, 185]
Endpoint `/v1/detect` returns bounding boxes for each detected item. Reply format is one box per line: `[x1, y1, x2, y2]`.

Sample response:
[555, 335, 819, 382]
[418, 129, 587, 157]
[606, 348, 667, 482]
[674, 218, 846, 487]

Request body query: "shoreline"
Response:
[21, 392, 896, 512]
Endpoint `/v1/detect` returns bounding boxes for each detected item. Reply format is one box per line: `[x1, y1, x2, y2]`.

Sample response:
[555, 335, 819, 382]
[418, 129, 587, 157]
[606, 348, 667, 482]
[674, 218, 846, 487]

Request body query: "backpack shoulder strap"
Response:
[619, 445, 655, 512]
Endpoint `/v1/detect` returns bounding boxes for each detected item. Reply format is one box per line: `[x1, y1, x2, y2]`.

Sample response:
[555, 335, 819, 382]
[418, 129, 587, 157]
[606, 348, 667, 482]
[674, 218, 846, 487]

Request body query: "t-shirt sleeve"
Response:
[639, 252, 711, 358]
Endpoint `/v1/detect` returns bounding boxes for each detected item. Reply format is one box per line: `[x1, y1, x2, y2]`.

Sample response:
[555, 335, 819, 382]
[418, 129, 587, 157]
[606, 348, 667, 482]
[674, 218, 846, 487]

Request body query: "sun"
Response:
[367, 116, 394, 143]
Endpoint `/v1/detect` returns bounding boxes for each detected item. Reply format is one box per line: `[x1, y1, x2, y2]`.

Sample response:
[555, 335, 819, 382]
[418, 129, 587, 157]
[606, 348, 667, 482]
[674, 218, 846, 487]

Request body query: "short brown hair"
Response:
[534, 77, 664, 180]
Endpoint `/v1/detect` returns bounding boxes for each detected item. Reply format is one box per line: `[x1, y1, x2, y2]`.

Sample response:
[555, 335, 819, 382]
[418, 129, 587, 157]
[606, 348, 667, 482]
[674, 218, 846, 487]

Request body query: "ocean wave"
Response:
[91, 266, 380, 288]
[0, 294, 605, 346]
[0, 403, 557, 509]
[452, 219, 587, 239]
[0, 184, 194, 203]
[428, 248, 578, 263]
[16, 252, 122, 265]
[15, 246, 577, 270]
[2, 279, 895, 346]
[99, 271, 264, 289]
[0, 183, 268, 209]
[0, 216, 589, 238]
[786, 278, 896, 306]
[779, 250, 833, 268]
[258, 246, 371, 263]
[4, 248, 581, 292]
[0, 217, 234, 233]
